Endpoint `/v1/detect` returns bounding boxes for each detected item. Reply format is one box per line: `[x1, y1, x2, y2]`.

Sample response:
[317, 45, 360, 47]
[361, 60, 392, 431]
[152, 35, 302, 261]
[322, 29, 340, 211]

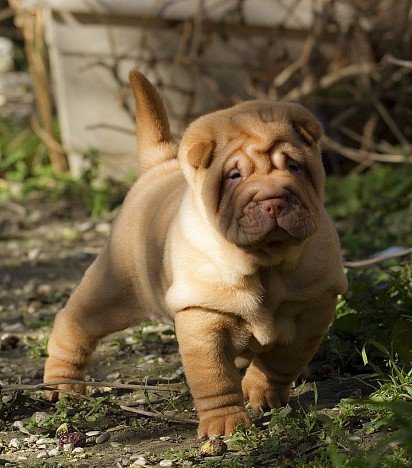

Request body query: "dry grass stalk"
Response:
[9, 0, 68, 172]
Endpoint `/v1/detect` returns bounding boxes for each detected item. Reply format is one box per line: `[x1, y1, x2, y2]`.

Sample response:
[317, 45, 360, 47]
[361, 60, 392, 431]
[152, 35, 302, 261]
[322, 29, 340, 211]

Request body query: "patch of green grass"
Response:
[0, 121, 48, 178]
[0, 122, 133, 217]
[326, 165, 412, 258]
[24, 334, 48, 358]
[320, 263, 411, 371]
[27, 396, 113, 432]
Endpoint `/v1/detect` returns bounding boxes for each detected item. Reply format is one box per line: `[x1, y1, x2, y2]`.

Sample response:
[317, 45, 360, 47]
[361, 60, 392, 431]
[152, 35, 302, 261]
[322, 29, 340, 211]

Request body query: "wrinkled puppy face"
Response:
[179, 101, 325, 263]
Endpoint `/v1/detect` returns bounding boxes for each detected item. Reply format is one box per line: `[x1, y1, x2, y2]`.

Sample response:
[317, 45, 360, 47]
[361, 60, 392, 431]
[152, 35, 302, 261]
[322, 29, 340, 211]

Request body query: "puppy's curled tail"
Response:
[129, 70, 178, 173]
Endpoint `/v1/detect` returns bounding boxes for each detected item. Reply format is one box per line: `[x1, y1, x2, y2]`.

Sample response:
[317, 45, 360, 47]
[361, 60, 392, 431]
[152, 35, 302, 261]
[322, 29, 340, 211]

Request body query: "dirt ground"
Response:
[0, 200, 368, 467]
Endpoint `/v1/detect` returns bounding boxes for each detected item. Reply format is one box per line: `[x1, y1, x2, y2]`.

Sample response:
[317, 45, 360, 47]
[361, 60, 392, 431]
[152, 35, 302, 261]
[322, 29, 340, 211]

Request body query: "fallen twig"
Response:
[322, 134, 412, 164]
[286, 63, 376, 100]
[383, 54, 412, 70]
[119, 405, 198, 425]
[0, 380, 183, 394]
[344, 248, 412, 269]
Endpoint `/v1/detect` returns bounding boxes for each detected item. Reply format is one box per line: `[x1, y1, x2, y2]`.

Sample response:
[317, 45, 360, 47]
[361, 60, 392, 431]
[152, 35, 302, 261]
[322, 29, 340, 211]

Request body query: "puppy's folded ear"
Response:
[292, 117, 322, 146]
[187, 141, 215, 169]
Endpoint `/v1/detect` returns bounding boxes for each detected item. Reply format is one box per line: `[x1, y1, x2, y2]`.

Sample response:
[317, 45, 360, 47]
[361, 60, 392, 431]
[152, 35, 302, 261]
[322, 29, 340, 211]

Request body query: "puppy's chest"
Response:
[262, 270, 325, 309]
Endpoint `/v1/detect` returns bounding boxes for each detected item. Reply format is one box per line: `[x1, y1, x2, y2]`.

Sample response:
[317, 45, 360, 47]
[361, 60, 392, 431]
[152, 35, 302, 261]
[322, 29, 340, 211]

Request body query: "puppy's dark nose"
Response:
[260, 198, 285, 218]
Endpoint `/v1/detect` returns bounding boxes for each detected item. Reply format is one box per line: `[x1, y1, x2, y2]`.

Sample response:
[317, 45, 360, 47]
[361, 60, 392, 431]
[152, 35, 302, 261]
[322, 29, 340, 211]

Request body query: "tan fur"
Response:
[44, 71, 347, 438]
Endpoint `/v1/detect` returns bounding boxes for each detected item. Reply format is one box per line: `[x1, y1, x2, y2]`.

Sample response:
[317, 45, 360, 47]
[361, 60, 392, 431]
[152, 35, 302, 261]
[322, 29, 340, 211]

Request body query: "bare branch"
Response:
[0, 380, 183, 394]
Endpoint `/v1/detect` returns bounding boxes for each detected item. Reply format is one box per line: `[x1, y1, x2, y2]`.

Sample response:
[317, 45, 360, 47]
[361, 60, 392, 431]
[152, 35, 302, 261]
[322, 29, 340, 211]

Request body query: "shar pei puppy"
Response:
[44, 70, 347, 437]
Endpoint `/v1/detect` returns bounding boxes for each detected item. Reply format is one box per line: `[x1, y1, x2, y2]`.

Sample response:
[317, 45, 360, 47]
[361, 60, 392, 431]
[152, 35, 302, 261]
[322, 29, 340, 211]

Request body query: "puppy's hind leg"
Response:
[44, 248, 139, 399]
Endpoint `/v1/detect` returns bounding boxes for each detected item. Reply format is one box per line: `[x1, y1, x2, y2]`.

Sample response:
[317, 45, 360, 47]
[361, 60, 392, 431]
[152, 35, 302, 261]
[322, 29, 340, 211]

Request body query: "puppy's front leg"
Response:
[175, 308, 251, 438]
[242, 299, 337, 410]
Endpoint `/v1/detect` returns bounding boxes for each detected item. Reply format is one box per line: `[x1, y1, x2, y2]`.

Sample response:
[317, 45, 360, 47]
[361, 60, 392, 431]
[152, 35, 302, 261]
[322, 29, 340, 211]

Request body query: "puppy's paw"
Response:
[44, 382, 87, 401]
[242, 374, 290, 410]
[44, 358, 86, 401]
[198, 411, 251, 438]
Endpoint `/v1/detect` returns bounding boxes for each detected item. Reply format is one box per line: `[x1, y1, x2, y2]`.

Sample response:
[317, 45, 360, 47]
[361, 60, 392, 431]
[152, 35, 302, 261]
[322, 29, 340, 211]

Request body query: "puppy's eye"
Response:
[286, 159, 301, 173]
[227, 171, 242, 180]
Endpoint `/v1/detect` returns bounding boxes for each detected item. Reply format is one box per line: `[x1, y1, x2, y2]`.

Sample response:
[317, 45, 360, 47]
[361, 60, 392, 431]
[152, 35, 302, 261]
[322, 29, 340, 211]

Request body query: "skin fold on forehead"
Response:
[180, 100, 323, 170]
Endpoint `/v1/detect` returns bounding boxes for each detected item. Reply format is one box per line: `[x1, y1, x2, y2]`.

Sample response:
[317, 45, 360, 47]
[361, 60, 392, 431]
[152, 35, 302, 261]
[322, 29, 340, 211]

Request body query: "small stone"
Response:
[85, 430, 101, 437]
[106, 371, 120, 380]
[76, 221, 93, 232]
[28, 248, 40, 260]
[130, 458, 147, 467]
[72, 447, 84, 453]
[37, 451, 48, 459]
[27, 435, 38, 445]
[95, 432, 110, 444]
[110, 442, 121, 448]
[199, 438, 228, 457]
[37, 444, 47, 449]
[62, 227, 82, 242]
[48, 447, 60, 456]
[12, 420, 29, 434]
[17, 457, 28, 461]
[159, 460, 173, 466]
[8, 438, 20, 449]
[129, 454, 145, 461]
[159, 436, 171, 441]
[37, 283, 52, 295]
[63, 443, 73, 452]
[34, 411, 51, 424]
[95, 222, 111, 235]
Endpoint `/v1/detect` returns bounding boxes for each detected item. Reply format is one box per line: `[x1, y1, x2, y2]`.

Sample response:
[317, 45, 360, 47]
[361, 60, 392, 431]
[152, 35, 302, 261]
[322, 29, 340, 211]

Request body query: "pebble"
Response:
[28, 248, 40, 260]
[159, 436, 171, 441]
[48, 448, 60, 456]
[8, 438, 20, 449]
[159, 460, 173, 466]
[106, 371, 120, 380]
[73, 447, 84, 453]
[63, 443, 73, 452]
[37, 451, 48, 459]
[37, 283, 52, 295]
[129, 454, 145, 461]
[130, 458, 148, 467]
[2, 322, 23, 332]
[34, 411, 51, 423]
[95, 432, 110, 444]
[86, 430, 101, 437]
[27, 435, 39, 445]
[110, 442, 121, 448]
[13, 420, 30, 434]
[199, 438, 228, 457]
[76, 221, 93, 232]
[95, 222, 111, 235]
